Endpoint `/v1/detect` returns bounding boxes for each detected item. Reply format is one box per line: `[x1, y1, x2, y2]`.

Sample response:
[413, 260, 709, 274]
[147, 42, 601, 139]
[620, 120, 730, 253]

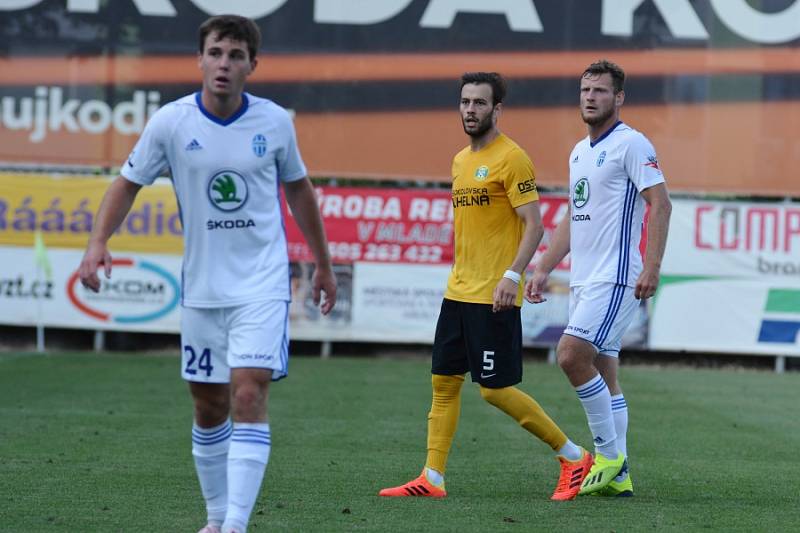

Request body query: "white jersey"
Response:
[568, 121, 665, 287]
[122, 92, 307, 307]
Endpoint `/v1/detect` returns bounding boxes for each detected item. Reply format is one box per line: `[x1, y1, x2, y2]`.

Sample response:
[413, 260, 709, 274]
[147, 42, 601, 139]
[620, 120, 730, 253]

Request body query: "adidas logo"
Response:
[572, 155, 579, 163]
[583, 472, 603, 487]
[403, 484, 431, 496]
[569, 467, 586, 488]
[185, 138, 202, 151]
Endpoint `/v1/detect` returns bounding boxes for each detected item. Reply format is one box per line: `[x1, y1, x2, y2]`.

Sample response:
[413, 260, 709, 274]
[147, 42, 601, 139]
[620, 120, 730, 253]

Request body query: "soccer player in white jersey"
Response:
[78, 15, 336, 533]
[525, 60, 672, 497]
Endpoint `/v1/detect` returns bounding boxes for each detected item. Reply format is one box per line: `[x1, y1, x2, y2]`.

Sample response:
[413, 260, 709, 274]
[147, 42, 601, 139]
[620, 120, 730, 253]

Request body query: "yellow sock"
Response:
[425, 374, 465, 474]
[479, 385, 568, 451]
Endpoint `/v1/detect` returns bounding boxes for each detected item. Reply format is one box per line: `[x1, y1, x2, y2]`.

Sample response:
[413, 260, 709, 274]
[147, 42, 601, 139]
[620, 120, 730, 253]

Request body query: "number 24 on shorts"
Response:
[184, 345, 214, 377]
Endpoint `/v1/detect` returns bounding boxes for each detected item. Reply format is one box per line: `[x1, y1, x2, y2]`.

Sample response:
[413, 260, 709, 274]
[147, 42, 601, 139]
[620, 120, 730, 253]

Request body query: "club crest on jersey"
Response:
[573, 177, 589, 209]
[596, 151, 606, 167]
[208, 170, 248, 212]
[252, 134, 267, 158]
[474, 165, 490, 181]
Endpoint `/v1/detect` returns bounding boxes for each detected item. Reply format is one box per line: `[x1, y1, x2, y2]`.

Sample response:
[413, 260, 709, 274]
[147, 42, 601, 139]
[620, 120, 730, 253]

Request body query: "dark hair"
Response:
[198, 15, 261, 61]
[582, 60, 625, 93]
[460, 72, 507, 106]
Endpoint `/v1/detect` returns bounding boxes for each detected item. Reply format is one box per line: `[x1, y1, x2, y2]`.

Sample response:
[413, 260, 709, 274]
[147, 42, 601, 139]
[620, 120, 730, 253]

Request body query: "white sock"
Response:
[223, 423, 271, 533]
[611, 394, 629, 480]
[556, 439, 583, 461]
[424, 467, 444, 486]
[192, 419, 233, 526]
[575, 374, 618, 460]
[611, 394, 628, 458]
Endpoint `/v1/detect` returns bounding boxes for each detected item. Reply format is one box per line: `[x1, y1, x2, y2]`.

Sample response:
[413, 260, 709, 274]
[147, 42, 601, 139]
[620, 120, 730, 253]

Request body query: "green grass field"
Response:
[1, 352, 798, 532]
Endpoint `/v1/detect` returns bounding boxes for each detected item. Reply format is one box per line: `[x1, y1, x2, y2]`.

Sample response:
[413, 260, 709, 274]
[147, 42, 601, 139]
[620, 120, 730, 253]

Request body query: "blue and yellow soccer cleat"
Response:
[579, 453, 625, 495]
[595, 461, 634, 497]
[599, 472, 634, 497]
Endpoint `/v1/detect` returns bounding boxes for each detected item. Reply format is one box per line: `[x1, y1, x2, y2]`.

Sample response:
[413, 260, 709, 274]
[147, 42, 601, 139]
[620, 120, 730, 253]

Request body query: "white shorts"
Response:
[565, 283, 638, 357]
[180, 300, 290, 383]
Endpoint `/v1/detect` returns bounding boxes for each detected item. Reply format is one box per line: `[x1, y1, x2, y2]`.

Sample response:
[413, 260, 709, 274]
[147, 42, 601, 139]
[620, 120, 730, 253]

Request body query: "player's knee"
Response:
[231, 382, 267, 419]
[556, 347, 581, 375]
[192, 387, 230, 426]
[232, 384, 262, 409]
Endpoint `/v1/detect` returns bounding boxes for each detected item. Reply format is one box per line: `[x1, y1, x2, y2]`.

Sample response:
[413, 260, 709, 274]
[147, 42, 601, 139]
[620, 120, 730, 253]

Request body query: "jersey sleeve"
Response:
[120, 105, 173, 186]
[504, 147, 539, 208]
[624, 133, 665, 192]
[276, 111, 307, 183]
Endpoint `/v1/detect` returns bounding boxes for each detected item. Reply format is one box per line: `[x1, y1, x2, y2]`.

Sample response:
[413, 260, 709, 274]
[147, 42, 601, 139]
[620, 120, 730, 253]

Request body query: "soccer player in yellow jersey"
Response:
[379, 72, 592, 501]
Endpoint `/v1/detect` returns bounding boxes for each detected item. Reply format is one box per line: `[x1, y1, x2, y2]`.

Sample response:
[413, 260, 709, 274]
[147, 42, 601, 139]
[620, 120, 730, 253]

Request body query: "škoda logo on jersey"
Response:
[206, 170, 256, 230]
[208, 170, 248, 212]
[573, 177, 589, 209]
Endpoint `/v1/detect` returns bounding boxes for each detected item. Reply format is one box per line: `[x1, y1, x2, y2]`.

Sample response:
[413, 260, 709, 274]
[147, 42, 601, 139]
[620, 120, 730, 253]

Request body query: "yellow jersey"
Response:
[445, 133, 539, 306]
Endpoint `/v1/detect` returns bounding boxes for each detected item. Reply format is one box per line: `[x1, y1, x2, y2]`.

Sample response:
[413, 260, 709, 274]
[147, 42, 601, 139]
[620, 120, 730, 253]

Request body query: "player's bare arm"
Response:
[78, 177, 142, 292]
[283, 177, 337, 314]
[493, 201, 543, 312]
[636, 182, 672, 300]
[525, 206, 571, 304]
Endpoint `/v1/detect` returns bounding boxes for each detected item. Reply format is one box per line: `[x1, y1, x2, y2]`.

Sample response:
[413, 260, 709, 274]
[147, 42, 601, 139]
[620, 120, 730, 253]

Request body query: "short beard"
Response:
[463, 115, 493, 138]
[581, 106, 614, 126]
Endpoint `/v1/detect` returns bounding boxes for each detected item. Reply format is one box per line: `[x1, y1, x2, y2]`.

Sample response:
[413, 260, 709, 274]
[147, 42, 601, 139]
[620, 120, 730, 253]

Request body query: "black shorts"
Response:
[432, 298, 522, 388]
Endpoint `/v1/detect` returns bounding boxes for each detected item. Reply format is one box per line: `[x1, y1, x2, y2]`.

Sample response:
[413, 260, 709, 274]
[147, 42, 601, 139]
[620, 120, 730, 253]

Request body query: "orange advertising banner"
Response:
[292, 102, 800, 195]
[2, 46, 800, 196]
[2, 101, 798, 196]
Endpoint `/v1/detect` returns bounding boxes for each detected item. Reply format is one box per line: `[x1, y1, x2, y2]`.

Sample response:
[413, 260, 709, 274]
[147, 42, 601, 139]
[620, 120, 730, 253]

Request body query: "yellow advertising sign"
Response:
[0, 173, 183, 254]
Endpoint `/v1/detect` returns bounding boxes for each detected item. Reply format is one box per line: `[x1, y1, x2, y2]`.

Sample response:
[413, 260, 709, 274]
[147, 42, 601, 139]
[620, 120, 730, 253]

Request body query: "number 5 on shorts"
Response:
[483, 350, 495, 371]
[184, 345, 214, 377]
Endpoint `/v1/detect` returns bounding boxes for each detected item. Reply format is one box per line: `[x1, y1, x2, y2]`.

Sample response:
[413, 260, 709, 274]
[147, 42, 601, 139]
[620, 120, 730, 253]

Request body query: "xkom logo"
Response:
[67, 258, 179, 323]
[208, 170, 248, 212]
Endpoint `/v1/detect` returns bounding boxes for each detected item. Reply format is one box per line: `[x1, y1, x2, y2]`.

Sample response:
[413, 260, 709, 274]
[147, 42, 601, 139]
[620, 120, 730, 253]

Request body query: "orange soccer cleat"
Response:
[378, 471, 447, 498]
[551, 448, 594, 501]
